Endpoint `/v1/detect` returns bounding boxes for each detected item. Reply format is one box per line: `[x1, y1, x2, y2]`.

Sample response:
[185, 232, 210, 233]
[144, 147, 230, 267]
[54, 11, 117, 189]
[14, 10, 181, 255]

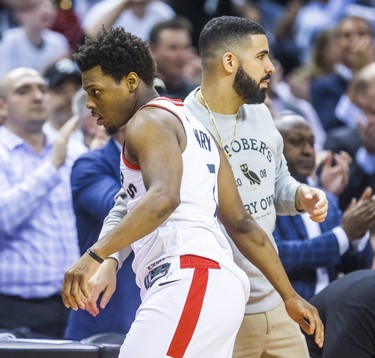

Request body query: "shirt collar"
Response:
[0, 125, 52, 152]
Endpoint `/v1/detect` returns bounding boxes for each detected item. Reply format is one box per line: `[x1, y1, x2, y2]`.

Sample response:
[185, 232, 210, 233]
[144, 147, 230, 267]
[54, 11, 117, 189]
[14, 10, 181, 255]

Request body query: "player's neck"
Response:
[137, 86, 159, 108]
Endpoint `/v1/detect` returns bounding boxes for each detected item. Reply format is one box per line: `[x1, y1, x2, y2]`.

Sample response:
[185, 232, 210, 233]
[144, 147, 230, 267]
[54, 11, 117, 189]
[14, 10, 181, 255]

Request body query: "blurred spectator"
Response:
[82, 0, 175, 41]
[324, 62, 375, 159]
[294, 0, 354, 66]
[64, 127, 140, 341]
[271, 0, 303, 76]
[0, 0, 18, 40]
[51, 0, 83, 51]
[274, 113, 375, 300]
[306, 269, 375, 358]
[43, 58, 88, 154]
[268, 60, 326, 152]
[73, 0, 102, 21]
[310, 15, 375, 132]
[169, 0, 243, 48]
[324, 62, 375, 210]
[0, 67, 80, 338]
[309, 28, 341, 78]
[149, 16, 200, 100]
[0, 0, 70, 81]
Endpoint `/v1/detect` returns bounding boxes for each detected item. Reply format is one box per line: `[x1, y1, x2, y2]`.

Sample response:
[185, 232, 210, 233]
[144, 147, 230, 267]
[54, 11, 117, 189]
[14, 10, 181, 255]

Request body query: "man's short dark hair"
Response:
[149, 16, 193, 46]
[74, 27, 156, 86]
[199, 16, 266, 59]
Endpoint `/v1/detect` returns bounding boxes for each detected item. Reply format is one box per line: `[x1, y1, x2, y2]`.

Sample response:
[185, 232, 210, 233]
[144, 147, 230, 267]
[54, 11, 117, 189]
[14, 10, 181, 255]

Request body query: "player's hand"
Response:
[296, 185, 328, 223]
[85, 258, 118, 316]
[284, 294, 324, 348]
[61, 253, 101, 311]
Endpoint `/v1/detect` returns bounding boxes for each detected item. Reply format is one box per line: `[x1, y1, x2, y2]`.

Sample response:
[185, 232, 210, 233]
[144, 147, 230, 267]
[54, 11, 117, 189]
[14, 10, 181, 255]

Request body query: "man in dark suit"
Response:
[64, 127, 141, 340]
[310, 15, 374, 133]
[305, 269, 375, 358]
[273, 113, 375, 300]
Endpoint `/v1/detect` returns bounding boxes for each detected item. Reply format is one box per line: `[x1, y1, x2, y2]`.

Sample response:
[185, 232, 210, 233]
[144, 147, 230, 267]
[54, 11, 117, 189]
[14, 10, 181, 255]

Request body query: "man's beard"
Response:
[233, 65, 268, 104]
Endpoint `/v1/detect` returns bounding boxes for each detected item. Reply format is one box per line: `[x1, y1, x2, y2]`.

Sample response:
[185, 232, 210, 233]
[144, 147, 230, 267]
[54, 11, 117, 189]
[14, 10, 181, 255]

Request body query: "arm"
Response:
[273, 128, 328, 221]
[275, 187, 375, 273]
[274, 223, 342, 273]
[83, 0, 149, 38]
[62, 108, 184, 309]
[216, 148, 324, 347]
[99, 187, 132, 269]
[84, 188, 133, 316]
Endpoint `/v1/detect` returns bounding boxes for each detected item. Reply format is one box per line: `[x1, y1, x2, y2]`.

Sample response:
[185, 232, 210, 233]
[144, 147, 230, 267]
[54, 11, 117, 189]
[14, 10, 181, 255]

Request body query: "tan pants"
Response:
[232, 302, 309, 358]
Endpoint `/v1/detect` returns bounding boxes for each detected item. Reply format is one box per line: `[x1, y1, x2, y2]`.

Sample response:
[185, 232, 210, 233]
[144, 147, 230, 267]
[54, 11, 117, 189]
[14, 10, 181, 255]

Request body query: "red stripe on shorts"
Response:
[166, 255, 220, 358]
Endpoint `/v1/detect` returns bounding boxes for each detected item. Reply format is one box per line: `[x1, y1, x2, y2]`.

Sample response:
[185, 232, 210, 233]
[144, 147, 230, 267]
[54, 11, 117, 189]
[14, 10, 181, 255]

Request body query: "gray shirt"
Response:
[185, 88, 301, 313]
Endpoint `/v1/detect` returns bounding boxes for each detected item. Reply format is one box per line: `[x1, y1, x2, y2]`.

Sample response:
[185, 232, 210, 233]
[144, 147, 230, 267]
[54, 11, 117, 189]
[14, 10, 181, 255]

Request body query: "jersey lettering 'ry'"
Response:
[192, 129, 212, 152]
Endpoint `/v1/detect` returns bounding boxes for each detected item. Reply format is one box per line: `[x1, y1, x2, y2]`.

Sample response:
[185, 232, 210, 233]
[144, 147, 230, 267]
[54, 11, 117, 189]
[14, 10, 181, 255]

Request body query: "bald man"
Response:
[0, 67, 80, 338]
[274, 113, 375, 301]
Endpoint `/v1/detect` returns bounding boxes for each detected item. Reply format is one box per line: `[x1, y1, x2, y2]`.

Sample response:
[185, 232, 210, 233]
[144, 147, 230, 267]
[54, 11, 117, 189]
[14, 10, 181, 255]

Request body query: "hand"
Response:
[50, 115, 79, 168]
[284, 293, 324, 348]
[341, 187, 375, 241]
[182, 48, 202, 86]
[295, 185, 328, 222]
[85, 258, 118, 316]
[61, 252, 101, 311]
[319, 151, 351, 196]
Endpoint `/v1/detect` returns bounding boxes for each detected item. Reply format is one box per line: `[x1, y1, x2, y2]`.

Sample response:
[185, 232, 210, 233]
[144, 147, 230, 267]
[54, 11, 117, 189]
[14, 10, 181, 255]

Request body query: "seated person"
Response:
[305, 269, 375, 358]
[273, 113, 375, 300]
[326, 62, 375, 210]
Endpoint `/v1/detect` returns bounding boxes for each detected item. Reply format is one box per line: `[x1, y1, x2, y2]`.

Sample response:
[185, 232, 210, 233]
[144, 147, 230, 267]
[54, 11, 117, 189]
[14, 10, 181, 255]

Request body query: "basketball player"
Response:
[62, 27, 325, 357]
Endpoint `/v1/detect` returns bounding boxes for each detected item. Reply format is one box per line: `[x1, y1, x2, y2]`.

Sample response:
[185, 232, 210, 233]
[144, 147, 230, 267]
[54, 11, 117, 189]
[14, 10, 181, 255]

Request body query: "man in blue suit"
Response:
[310, 15, 374, 133]
[274, 113, 375, 300]
[64, 125, 141, 340]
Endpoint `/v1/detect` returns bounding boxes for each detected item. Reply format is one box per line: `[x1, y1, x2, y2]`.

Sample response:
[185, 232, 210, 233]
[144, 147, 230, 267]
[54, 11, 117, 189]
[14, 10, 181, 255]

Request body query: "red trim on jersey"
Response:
[154, 96, 184, 106]
[121, 97, 184, 169]
[121, 143, 140, 170]
[145, 103, 184, 125]
[166, 256, 220, 357]
[137, 96, 184, 114]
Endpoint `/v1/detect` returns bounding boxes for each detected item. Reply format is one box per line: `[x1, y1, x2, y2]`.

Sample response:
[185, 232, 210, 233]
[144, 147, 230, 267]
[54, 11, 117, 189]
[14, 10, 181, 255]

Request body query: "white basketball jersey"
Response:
[120, 97, 237, 286]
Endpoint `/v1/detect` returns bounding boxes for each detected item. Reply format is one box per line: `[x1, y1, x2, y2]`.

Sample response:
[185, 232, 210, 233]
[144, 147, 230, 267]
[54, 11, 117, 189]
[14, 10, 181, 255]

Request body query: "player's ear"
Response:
[126, 72, 140, 93]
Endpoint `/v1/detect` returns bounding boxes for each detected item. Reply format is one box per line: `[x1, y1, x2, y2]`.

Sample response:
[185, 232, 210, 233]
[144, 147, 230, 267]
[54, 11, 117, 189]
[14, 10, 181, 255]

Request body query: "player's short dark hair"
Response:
[149, 16, 193, 46]
[199, 16, 266, 59]
[74, 27, 156, 86]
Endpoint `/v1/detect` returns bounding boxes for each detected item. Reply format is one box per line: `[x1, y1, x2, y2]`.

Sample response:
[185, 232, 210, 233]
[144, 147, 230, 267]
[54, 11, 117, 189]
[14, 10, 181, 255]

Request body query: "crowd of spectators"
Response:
[1, 0, 375, 356]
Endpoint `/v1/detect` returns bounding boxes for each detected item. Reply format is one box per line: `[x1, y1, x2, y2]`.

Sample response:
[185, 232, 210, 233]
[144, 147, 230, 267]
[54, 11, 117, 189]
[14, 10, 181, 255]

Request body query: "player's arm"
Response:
[62, 108, 186, 310]
[216, 148, 324, 348]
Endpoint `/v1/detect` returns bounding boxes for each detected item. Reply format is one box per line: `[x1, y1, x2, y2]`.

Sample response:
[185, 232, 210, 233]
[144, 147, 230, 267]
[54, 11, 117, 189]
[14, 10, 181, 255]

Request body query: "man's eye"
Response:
[94, 90, 100, 95]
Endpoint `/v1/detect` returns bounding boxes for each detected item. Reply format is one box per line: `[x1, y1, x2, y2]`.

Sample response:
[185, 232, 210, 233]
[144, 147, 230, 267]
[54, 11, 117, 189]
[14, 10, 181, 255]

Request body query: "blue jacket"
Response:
[274, 191, 373, 300]
[64, 139, 141, 340]
[310, 72, 348, 132]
